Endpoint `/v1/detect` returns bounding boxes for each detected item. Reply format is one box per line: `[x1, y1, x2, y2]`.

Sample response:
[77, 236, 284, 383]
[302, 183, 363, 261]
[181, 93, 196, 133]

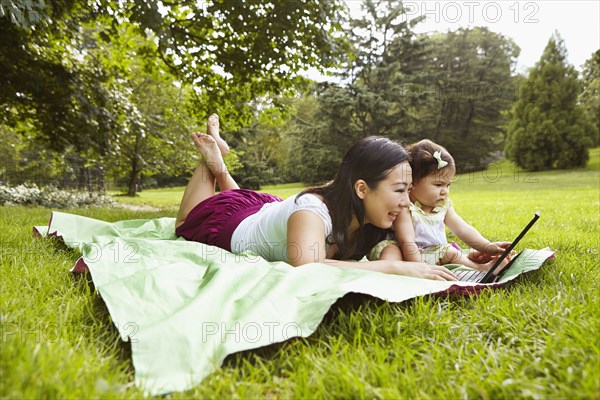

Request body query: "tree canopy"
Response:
[505, 33, 594, 171]
[1, 0, 595, 192]
[119, 0, 348, 120]
[1, 0, 347, 194]
[284, 2, 520, 184]
[579, 50, 600, 146]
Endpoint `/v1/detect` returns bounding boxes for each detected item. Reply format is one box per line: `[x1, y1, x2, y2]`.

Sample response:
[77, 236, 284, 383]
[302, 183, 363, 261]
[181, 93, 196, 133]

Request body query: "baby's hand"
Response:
[485, 241, 511, 256]
[467, 242, 513, 263]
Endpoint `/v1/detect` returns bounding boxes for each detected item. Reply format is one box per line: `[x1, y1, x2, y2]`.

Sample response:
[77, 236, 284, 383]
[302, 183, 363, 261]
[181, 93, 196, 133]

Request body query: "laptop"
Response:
[453, 212, 541, 284]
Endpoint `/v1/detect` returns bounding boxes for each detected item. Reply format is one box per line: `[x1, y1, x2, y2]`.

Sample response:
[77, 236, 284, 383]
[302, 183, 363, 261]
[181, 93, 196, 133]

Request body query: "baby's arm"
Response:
[444, 206, 506, 256]
[394, 207, 421, 262]
[440, 245, 500, 271]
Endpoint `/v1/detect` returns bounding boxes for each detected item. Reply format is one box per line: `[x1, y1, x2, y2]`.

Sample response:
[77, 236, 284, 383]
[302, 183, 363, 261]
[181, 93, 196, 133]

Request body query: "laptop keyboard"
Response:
[454, 269, 487, 282]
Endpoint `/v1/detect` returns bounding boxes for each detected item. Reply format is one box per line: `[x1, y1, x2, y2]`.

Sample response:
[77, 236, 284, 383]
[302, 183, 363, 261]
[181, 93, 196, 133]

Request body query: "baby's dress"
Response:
[409, 199, 453, 265]
[367, 199, 452, 265]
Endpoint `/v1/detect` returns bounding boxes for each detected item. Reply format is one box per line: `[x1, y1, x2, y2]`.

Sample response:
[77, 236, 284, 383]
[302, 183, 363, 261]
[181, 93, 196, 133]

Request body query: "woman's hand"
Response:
[475, 251, 515, 272]
[393, 261, 458, 281]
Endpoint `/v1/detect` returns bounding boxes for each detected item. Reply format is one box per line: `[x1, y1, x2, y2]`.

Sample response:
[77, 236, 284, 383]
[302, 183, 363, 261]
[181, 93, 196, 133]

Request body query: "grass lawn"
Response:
[1, 149, 599, 398]
[109, 182, 305, 212]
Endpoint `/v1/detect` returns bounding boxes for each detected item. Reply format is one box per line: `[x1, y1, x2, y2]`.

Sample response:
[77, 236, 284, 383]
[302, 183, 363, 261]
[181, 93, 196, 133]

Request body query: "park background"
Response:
[1, 0, 599, 398]
[1, 0, 598, 197]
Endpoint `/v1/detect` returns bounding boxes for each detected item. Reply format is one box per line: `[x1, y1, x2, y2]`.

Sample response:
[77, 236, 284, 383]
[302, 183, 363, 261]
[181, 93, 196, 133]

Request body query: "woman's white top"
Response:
[230, 193, 332, 262]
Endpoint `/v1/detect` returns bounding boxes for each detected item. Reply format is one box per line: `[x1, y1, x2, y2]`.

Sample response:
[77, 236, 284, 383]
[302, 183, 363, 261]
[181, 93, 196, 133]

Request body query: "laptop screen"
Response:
[480, 211, 541, 283]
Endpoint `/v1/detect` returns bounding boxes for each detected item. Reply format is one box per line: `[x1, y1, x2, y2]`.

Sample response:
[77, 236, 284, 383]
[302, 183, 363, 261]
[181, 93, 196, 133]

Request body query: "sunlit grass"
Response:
[108, 180, 304, 212]
[1, 150, 598, 398]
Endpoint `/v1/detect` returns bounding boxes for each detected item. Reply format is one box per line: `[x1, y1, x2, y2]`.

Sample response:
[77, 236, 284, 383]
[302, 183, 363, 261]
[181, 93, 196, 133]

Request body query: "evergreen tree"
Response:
[505, 33, 594, 171]
[579, 50, 600, 146]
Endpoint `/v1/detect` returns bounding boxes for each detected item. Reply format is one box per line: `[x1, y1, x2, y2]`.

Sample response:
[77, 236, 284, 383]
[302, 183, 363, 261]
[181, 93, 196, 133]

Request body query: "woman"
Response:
[176, 114, 457, 281]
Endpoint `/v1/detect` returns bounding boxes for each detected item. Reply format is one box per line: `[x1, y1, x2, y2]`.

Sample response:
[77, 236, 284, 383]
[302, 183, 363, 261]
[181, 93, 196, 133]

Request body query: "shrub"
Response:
[0, 184, 115, 208]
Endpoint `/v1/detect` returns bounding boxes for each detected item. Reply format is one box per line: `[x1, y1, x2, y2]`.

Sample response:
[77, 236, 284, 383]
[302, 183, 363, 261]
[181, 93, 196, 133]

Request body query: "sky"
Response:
[309, 0, 600, 80]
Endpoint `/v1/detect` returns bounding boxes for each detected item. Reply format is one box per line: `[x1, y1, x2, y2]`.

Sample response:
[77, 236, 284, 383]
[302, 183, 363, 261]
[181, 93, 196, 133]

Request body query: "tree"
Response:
[2, 0, 348, 128]
[88, 23, 187, 196]
[113, 0, 348, 125]
[414, 27, 520, 171]
[505, 33, 594, 171]
[1, 0, 350, 193]
[0, 4, 115, 157]
[283, 0, 428, 185]
[288, 4, 520, 181]
[226, 104, 289, 189]
[579, 50, 600, 146]
[322, 0, 427, 141]
[0, 0, 72, 29]
[283, 90, 346, 185]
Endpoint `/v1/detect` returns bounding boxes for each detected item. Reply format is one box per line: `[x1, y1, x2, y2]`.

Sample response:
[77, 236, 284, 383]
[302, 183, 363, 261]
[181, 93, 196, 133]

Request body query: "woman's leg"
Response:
[203, 114, 238, 191]
[176, 115, 239, 228]
[379, 243, 404, 261]
[206, 114, 230, 156]
[368, 240, 404, 261]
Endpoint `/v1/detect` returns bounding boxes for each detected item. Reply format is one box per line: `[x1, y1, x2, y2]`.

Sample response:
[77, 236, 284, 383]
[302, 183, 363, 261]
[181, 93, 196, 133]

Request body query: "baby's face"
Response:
[410, 169, 455, 213]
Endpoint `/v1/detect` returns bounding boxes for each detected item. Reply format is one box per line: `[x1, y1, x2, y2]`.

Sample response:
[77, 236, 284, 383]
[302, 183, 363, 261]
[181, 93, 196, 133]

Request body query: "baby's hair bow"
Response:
[433, 151, 448, 169]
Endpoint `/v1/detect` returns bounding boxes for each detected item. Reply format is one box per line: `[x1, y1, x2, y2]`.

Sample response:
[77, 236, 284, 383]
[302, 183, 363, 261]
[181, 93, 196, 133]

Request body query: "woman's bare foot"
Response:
[191, 132, 227, 175]
[206, 114, 230, 156]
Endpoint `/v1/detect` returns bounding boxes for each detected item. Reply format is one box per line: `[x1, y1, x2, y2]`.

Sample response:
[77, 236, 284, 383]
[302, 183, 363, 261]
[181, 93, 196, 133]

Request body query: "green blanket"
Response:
[35, 211, 555, 395]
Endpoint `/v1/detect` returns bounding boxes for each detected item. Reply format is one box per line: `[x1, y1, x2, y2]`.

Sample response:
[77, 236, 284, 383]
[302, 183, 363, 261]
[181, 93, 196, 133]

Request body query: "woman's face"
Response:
[359, 161, 413, 229]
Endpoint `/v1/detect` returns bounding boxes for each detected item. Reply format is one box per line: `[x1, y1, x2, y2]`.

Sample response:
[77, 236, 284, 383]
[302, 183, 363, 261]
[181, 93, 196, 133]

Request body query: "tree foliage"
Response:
[1, 0, 348, 194]
[285, 4, 520, 184]
[228, 105, 288, 189]
[284, 0, 428, 185]
[115, 0, 348, 123]
[505, 33, 594, 171]
[323, 0, 427, 140]
[416, 27, 520, 170]
[0, 5, 113, 155]
[0, 0, 68, 29]
[87, 24, 193, 195]
[2, 0, 593, 191]
[579, 50, 600, 146]
[284, 90, 345, 185]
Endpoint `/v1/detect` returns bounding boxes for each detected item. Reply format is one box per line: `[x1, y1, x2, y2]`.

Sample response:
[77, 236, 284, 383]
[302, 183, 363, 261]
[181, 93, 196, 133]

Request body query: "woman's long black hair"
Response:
[298, 136, 410, 260]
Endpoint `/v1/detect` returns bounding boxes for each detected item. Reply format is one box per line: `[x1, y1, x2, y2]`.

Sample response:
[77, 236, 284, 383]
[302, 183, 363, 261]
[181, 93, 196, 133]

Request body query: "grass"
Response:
[1, 150, 599, 399]
[109, 182, 305, 213]
[109, 187, 185, 211]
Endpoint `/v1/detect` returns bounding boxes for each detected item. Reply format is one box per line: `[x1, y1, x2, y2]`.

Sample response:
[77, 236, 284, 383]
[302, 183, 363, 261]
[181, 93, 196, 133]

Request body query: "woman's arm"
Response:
[322, 258, 458, 281]
[444, 206, 505, 255]
[287, 211, 457, 281]
[394, 207, 421, 262]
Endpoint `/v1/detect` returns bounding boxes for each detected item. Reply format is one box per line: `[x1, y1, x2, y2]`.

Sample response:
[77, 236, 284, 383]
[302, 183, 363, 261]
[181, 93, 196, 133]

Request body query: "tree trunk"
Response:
[86, 168, 92, 193]
[462, 99, 475, 139]
[127, 160, 139, 197]
[98, 168, 105, 192]
[127, 132, 142, 197]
